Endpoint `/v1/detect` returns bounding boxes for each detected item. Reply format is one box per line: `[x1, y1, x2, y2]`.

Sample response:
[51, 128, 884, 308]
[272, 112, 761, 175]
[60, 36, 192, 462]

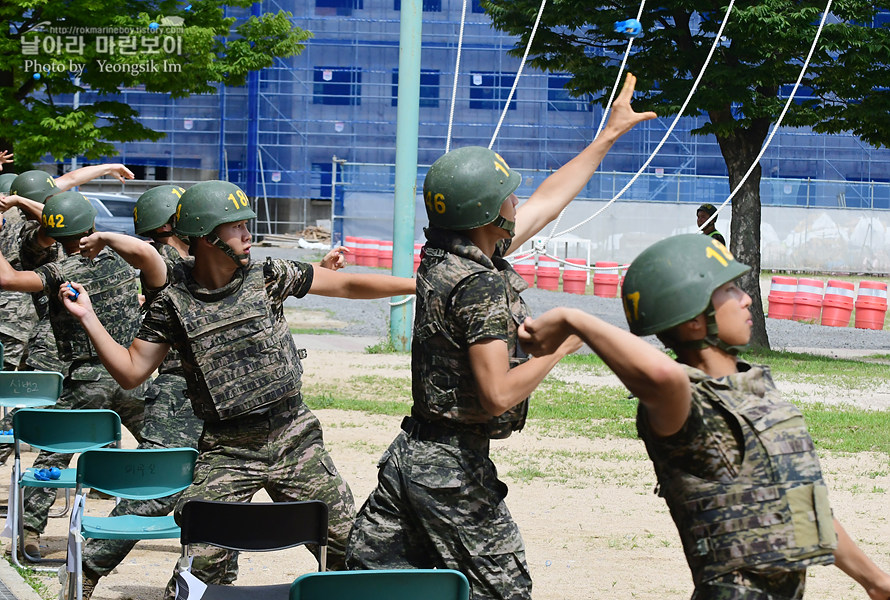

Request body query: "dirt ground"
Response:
[5, 348, 889, 600]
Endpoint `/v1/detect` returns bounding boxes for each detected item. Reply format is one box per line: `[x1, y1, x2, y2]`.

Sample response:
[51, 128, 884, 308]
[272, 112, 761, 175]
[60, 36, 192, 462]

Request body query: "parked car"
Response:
[84, 192, 136, 236]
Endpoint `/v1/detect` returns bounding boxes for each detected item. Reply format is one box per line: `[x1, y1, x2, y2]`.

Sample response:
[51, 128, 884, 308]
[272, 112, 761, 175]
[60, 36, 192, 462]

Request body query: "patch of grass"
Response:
[303, 375, 411, 416]
[800, 403, 890, 454]
[529, 379, 638, 439]
[289, 327, 341, 335]
[9, 559, 55, 600]
[365, 338, 407, 354]
[741, 348, 889, 387]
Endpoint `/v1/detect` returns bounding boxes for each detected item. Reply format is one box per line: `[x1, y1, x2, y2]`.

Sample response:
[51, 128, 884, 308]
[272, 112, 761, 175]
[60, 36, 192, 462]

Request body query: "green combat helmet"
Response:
[174, 180, 256, 265]
[10, 170, 58, 201]
[622, 234, 750, 353]
[0, 173, 17, 195]
[134, 185, 186, 235]
[423, 146, 521, 235]
[41, 191, 97, 239]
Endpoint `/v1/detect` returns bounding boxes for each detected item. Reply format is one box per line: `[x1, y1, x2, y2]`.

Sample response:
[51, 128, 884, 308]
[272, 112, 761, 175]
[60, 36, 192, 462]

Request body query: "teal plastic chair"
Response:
[0, 371, 64, 409]
[8, 408, 121, 570]
[66, 447, 198, 600]
[290, 569, 471, 600]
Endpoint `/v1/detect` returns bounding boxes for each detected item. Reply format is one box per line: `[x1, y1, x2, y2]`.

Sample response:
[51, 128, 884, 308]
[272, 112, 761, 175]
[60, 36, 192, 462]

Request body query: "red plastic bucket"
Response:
[378, 240, 393, 269]
[593, 262, 620, 298]
[820, 280, 855, 327]
[413, 243, 422, 272]
[536, 256, 560, 291]
[767, 276, 797, 320]
[354, 238, 379, 267]
[344, 236, 360, 257]
[854, 280, 888, 330]
[562, 259, 587, 295]
[791, 278, 824, 323]
[512, 253, 536, 287]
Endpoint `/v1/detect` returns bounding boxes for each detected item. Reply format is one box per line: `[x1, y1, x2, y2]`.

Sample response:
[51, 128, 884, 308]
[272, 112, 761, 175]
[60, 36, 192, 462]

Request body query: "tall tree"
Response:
[0, 0, 311, 164]
[487, 0, 890, 348]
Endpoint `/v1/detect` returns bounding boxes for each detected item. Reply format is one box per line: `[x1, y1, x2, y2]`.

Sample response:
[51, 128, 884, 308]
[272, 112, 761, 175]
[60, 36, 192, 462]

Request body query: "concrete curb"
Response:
[0, 557, 50, 600]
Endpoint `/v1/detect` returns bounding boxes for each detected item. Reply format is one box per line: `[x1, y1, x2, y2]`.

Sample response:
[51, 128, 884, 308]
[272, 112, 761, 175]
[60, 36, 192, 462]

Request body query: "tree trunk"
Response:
[0, 69, 14, 157]
[711, 113, 771, 349]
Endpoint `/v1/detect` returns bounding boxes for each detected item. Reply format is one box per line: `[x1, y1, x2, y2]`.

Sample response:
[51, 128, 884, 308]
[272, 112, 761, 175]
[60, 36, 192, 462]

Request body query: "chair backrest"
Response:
[76, 448, 198, 500]
[290, 569, 471, 600]
[180, 500, 329, 553]
[13, 409, 121, 453]
[0, 371, 63, 408]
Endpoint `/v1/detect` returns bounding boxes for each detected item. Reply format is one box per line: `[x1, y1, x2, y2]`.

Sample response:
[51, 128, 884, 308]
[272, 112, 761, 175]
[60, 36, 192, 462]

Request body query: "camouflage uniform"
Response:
[22, 244, 146, 535]
[137, 257, 355, 586]
[347, 228, 532, 600]
[0, 211, 39, 370]
[636, 361, 837, 600]
[81, 244, 204, 580]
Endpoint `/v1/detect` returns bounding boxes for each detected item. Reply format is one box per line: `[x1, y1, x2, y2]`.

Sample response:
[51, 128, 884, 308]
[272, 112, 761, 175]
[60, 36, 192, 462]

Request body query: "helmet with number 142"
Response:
[174, 180, 256, 265]
[622, 234, 750, 350]
[423, 146, 521, 234]
[41, 191, 97, 239]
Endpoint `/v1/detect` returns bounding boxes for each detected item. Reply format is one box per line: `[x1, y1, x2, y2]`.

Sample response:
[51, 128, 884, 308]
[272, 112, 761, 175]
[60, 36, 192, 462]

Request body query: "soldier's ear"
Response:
[675, 314, 707, 341]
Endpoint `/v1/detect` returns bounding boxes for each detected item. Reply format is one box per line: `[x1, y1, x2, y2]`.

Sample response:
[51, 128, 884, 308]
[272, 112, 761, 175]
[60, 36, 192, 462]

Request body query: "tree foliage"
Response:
[486, 0, 890, 348]
[0, 0, 312, 163]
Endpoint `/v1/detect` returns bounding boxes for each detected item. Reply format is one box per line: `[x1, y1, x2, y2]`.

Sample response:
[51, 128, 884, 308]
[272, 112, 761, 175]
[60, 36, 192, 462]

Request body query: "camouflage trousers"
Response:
[164, 394, 355, 593]
[0, 332, 26, 371]
[23, 362, 146, 534]
[692, 569, 807, 600]
[82, 373, 202, 578]
[23, 317, 67, 374]
[346, 432, 532, 600]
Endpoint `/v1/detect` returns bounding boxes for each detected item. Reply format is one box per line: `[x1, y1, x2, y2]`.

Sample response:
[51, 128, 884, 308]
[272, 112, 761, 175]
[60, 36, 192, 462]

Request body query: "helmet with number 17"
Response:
[621, 234, 750, 352]
[422, 146, 521, 234]
[174, 180, 256, 265]
[134, 185, 187, 236]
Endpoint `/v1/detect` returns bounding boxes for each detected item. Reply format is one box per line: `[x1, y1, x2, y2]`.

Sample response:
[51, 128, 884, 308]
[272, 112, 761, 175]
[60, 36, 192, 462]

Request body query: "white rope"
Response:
[389, 295, 415, 307]
[543, 2, 647, 246]
[445, 0, 469, 153]
[552, 0, 737, 239]
[700, 0, 834, 233]
[488, 0, 549, 149]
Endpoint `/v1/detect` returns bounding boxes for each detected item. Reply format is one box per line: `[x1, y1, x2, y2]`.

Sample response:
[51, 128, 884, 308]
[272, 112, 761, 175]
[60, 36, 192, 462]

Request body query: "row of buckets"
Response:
[343, 237, 624, 297]
[767, 276, 888, 330]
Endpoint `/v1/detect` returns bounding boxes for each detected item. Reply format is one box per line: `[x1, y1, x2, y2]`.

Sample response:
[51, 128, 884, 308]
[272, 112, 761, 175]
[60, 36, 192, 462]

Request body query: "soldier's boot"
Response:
[23, 528, 41, 560]
[81, 568, 101, 600]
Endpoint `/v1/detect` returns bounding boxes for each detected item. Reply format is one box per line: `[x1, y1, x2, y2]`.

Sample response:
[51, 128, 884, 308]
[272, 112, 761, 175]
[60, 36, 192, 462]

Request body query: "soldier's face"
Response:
[711, 281, 752, 345]
[696, 210, 710, 228]
[215, 219, 252, 262]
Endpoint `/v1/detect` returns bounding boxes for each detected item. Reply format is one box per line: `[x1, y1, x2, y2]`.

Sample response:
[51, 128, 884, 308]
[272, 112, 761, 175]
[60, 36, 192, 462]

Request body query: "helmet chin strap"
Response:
[675, 303, 748, 356]
[206, 232, 250, 267]
[491, 215, 515, 239]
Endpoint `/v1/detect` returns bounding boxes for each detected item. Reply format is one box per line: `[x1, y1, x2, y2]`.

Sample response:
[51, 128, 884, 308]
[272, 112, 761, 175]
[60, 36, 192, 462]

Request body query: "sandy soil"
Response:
[6, 348, 889, 600]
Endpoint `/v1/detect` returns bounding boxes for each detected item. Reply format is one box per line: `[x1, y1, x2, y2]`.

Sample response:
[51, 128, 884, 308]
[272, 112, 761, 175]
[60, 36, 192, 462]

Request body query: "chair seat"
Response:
[81, 514, 180, 540]
[0, 435, 12, 444]
[21, 467, 76, 489]
[203, 583, 291, 600]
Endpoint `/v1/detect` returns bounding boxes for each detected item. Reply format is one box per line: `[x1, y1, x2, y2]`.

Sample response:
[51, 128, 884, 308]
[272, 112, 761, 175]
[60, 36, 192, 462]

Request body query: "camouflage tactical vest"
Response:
[637, 363, 837, 585]
[166, 261, 302, 422]
[46, 249, 140, 362]
[150, 242, 184, 376]
[412, 228, 530, 439]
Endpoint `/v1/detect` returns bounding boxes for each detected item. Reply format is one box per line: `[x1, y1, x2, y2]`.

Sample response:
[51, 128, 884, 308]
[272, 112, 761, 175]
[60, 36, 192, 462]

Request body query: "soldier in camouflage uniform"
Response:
[0, 172, 37, 371]
[0, 190, 146, 560]
[61, 180, 415, 591]
[346, 75, 654, 600]
[518, 234, 890, 600]
[70, 185, 204, 598]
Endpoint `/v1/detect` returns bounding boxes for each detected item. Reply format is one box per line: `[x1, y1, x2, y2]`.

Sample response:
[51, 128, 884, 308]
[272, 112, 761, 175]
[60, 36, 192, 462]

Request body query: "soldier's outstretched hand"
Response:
[0, 150, 12, 170]
[320, 245, 350, 270]
[78, 232, 108, 259]
[601, 73, 657, 140]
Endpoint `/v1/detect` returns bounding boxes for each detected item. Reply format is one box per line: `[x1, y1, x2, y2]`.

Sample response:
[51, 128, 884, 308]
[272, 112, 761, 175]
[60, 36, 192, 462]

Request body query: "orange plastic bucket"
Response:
[536, 256, 560, 291]
[593, 262, 620, 298]
[413, 243, 422, 272]
[854, 280, 888, 330]
[354, 238, 379, 267]
[820, 280, 855, 327]
[791, 278, 823, 323]
[512, 253, 536, 287]
[378, 240, 393, 269]
[767, 276, 797, 320]
[562, 259, 588, 295]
